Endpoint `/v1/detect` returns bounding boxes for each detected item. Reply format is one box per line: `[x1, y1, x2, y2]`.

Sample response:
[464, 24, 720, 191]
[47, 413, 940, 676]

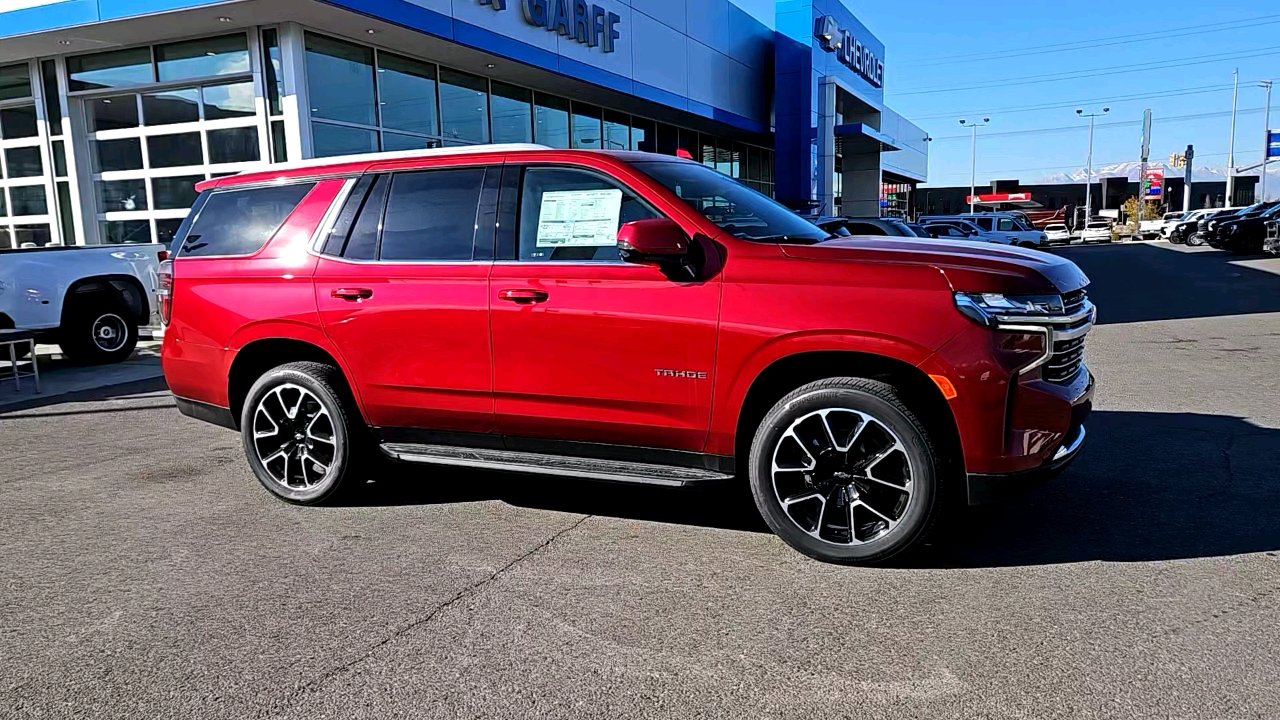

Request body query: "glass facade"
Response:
[71, 32, 270, 243]
[300, 31, 773, 192]
[10, 25, 773, 248]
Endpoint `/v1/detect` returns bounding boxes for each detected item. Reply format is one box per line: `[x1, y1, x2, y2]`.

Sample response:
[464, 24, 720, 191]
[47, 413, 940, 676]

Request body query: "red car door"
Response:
[314, 166, 498, 434]
[489, 164, 721, 452]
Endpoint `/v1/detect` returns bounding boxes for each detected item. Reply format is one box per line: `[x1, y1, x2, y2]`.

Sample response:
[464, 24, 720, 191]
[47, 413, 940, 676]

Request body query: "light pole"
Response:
[1262, 80, 1273, 202]
[1077, 107, 1109, 225]
[1227, 69, 1239, 204]
[959, 118, 990, 214]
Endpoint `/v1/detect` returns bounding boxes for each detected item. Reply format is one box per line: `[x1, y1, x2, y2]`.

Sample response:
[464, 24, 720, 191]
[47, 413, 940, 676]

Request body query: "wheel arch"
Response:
[729, 349, 965, 479]
[227, 337, 358, 431]
[61, 274, 150, 326]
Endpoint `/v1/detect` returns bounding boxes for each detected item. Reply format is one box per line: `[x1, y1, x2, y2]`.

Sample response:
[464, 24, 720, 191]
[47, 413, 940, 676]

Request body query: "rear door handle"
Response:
[331, 287, 373, 301]
[498, 288, 549, 305]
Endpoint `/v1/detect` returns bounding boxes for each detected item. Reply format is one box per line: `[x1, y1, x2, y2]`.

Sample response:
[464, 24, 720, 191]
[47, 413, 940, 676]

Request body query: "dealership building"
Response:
[0, 0, 927, 248]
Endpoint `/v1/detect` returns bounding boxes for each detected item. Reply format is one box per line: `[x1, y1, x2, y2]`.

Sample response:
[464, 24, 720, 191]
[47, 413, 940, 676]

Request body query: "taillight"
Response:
[157, 259, 173, 325]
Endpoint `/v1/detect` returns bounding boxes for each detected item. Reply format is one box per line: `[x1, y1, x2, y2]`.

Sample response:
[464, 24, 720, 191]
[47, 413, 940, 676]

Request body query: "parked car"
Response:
[918, 213, 1048, 248]
[161, 145, 1095, 566]
[838, 217, 921, 237]
[1264, 219, 1280, 255]
[919, 219, 1009, 244]
[1158, 211, 1187, 239]
[0, 243, 164, 363]
[903, 223, 933, 238]
[1079, 221, 1113, 244]
[1191, 206, 1248, 247]
[1043, 223, 1072, 245]
[1214, 202, 1280, 253]
[1168, 209, 1214, 244]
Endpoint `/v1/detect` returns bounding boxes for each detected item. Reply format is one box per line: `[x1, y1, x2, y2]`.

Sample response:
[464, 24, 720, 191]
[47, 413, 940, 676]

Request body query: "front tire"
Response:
[241, 362, 362, 505]
[748, 378, 941, 565]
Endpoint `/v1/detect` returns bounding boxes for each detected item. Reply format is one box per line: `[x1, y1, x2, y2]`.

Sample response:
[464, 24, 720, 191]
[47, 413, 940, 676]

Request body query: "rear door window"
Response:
[178, 182, 316, 257]
[972, 217, 993, 231]
[379, 167, 487, 261]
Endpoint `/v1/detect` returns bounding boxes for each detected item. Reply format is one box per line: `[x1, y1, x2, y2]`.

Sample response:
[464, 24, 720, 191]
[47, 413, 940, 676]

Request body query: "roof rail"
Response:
[244, 143, 551, 175]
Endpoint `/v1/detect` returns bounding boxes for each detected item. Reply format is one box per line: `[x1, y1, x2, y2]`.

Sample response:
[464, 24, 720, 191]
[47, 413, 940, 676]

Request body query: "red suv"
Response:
[160, 145, 1094, 564]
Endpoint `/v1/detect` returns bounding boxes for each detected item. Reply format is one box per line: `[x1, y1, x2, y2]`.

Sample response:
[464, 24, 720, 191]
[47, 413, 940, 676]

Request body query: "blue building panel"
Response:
[629, 11, 689, 98]
[636, 0, 686, 34]
[685, 0, 731, 56]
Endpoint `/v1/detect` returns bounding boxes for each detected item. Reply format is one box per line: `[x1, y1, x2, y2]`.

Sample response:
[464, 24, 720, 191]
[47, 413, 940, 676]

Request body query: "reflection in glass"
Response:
[88, 95, 139, 132]
[203, 82, 256, 120]
[533, 94, 569, 149]
[57, 181, 75, 245]
[630, 118, 654, 152]
[101, 220, 152, 244]
[602, 111, 628, 150]
[156, 218, 184, 244]
[67, 48, 153, 91]
[10, 185, 48, 216]
[439, 69, 488, 143]
[490, 82, 532, 144]
[152, 175, 203, 209]
[156, 34, 250, 81]
[147, 133, 204, 168]
[93, 138, 144, 173]
[53, 141, 67, 177]
[377, 52, 438, 136]
[0, 63, 30, 101]
[0, 104, 38, 139]
[96, 179, 149, 212]
[571, 103, 601, 149]
[208, 127, 260, 164]
[14, 224, 52, 247]
[304, 33, 376, 126]
[142, 88, 199, 125]
[381, 132, 439, 152]
[262, 29, 284, 116]
[312, 122, 378, 157]
[270, 120, 287, 163]
[5, 147, 42, 178]
[41, 61, 61, 134]
[0, 191, 7, 215]
[0, 228, 9, 249]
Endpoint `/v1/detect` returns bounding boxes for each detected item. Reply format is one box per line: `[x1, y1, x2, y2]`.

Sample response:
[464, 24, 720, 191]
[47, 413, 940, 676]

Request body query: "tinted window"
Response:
[997, 218, 1017, 231]
[517, 167, 658, 262]
[973, 217, 993, 230]
[380, 168, 486, 261]
[179, 183, 315, 257]
[343, 174, 389, 260]
[844, 222, 887, 236]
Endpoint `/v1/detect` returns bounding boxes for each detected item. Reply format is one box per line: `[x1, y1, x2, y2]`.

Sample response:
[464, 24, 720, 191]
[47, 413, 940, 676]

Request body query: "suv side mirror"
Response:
[618, 218, 689, 263]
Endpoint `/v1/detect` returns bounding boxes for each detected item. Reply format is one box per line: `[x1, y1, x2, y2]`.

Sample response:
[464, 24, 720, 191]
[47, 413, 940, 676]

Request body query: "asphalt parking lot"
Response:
[3, 242, 1279, 719]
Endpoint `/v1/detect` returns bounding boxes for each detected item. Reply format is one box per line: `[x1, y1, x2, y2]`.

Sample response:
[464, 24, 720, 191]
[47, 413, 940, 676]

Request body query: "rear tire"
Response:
[1187, 234, 1204, 247]
[58, 295, 139, 365]
[748, 378, 942, 565]
[240, 362, 366, 505]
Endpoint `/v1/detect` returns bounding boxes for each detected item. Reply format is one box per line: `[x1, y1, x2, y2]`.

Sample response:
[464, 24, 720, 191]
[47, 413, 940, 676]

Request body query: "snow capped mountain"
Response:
[1040, 162, 1280, 196]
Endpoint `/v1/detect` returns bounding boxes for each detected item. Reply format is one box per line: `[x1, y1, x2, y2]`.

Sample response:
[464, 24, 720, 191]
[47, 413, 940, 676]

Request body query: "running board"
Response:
[379, 443, 735, 487]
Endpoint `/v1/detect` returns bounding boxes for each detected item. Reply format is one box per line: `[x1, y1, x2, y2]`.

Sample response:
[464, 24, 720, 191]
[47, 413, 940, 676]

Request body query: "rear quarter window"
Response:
[177, 182, 317, 257]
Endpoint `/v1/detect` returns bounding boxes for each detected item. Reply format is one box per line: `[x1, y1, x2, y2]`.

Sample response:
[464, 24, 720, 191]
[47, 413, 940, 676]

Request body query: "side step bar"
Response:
[380, 443, 735, 487]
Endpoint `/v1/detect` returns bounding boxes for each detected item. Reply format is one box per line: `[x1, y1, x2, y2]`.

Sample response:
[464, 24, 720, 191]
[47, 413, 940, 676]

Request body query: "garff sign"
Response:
[814, 15, 884, 89]
[481, 0, 621, 53]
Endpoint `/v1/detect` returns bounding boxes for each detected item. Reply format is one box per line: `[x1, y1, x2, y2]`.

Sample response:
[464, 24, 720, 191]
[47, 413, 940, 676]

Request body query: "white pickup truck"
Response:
[0, 244, 164, 364]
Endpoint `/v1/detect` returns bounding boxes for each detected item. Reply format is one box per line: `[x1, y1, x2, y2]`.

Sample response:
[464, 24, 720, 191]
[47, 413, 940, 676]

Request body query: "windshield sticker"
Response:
[535, 189, 623, 248]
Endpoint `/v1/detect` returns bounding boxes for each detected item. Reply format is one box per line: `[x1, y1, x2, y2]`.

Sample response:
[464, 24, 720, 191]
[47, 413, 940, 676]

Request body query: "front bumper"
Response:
[966, 396, 1091, 504]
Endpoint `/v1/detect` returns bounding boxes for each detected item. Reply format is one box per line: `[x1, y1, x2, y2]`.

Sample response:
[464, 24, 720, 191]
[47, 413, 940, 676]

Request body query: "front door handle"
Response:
[331, 287, 373, 301]
[498, 288, 549, 305]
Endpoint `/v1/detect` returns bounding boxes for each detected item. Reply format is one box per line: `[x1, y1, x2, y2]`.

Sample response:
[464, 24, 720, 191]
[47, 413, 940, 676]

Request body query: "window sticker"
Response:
[535, 188, 623, 247]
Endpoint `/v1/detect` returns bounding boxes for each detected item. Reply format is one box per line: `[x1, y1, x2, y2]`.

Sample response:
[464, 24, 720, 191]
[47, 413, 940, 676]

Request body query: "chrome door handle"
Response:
[331, 287, 373, 301]
[498, 289, 549, 305]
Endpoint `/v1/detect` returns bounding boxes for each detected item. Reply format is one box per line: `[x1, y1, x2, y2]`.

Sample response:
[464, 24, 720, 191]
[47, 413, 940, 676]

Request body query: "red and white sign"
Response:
[964, 192, 1041, 208]
[1144, 167, 1164, 198]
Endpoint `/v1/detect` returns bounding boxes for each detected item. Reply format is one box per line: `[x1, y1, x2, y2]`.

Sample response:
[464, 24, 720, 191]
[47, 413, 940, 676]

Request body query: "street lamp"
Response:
[959, 118, 990, 214]
[1077, 107, 1109, 224]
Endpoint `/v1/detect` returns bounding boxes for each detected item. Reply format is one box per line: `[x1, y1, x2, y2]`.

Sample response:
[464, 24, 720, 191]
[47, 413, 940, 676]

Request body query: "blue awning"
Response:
[833, 123, 902, 152]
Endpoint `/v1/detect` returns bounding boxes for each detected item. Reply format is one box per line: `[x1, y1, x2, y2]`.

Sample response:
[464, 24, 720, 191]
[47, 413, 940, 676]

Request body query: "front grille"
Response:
[1061, 288, 1088, 316]
[1045, 335, 1086, 384]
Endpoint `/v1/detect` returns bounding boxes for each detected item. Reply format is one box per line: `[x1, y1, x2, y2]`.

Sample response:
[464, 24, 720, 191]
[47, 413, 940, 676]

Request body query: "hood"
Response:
[781, 237, 1089, 296]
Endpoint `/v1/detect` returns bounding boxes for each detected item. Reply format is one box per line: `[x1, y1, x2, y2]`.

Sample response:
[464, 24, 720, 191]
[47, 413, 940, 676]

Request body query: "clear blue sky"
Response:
[851, 1, 1277, 188]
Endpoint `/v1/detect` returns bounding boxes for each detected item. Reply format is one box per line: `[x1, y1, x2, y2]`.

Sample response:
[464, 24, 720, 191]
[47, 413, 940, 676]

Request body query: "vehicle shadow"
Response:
[1051, 243, 1280, 324]
[348, 409, 1280, 566]
[0, 376, 170, 416]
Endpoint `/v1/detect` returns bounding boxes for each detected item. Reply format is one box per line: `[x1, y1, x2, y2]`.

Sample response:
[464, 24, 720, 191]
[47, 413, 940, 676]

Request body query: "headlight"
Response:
[954, 292, 1063, 325]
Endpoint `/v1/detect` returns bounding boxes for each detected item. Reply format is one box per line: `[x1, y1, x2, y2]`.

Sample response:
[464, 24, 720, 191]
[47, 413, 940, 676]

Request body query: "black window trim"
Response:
[173, 177, 319, 259]
[495, 161, 666, 265]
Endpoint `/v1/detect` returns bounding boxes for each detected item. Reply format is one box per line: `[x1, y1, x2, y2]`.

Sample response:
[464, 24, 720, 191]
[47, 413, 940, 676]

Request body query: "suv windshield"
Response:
[631, 160, 830, 243]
